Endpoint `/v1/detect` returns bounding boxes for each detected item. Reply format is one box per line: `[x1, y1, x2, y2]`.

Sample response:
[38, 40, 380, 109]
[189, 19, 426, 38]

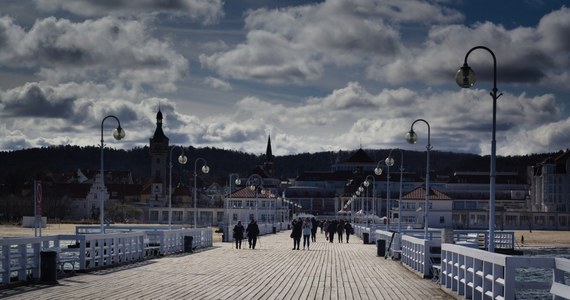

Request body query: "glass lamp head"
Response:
[374, 167, 383, 175]
[406, 130, 417, 144]
[201, 165, 210, 174]
[113, 127, 125, 140]
[455, 64, 476, 88]
[385, 157, 394, 167]
[363, 180, 370, 187]
[235, 178, 241, 185]
[178, 153, 188, 164]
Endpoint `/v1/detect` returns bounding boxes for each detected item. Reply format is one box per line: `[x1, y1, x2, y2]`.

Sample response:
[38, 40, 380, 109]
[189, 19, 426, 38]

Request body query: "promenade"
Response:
[1, 231, 452, 300]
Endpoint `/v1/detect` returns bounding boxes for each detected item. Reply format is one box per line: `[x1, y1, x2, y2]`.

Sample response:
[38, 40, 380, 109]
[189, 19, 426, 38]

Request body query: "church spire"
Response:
[265, 134, 273, 161]
[263, 134, 274, 176]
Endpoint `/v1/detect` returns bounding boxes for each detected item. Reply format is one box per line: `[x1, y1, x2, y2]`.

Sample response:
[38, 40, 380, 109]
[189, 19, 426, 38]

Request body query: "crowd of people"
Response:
[290, 217, 354, 250]
[232, 217, 354, 251]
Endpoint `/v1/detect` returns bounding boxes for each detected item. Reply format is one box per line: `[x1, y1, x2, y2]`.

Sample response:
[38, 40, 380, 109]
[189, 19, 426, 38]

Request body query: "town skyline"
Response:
[0, 0, 569, 157]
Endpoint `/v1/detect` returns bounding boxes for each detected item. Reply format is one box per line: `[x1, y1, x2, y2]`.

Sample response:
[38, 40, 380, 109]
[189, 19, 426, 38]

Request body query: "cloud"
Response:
[0, 16, 188, 93]
[200, 0, 462, 84]
[204, 76, 232, 90]
[370, 6, 570, 89]
[0, 82, 75, 118]
[34, 0, 224, 24]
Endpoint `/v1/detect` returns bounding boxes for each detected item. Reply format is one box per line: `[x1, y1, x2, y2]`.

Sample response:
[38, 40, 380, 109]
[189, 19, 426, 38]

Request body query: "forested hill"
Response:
[0, 145, 561, 190]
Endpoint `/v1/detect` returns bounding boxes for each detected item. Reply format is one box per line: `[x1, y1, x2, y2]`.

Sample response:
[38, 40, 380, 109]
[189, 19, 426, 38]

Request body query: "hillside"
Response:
[0, 145, 559, 191]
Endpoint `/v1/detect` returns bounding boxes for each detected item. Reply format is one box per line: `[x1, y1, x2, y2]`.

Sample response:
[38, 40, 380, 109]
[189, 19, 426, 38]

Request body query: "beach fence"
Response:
[0, 226, 212, 287]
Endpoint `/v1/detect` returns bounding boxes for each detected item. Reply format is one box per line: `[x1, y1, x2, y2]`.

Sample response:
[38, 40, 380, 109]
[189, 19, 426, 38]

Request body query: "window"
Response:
[453, 201, 465, 210]
[466, 201, 477, 209]
[439, 216, 445, 224]
[505, 215, 517, 226]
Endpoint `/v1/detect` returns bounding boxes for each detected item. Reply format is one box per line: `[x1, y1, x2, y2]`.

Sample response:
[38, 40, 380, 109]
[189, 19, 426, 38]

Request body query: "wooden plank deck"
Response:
[0, 231, 453, 299]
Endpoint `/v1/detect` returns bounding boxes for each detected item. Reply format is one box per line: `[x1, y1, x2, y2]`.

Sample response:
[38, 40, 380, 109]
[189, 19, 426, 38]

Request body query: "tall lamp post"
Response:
[168, 146, 187, 229]
[193, 158, 210, 229]
[99, 115, 125, 234]
[227, 173, 241, 228]
[246, 174, 264, 222]
[456, 46, 502, 252]
[355, 185, 364, 224]
[375, 161, 391, 230]
[406, 119, 431, 240]
[386, 149, 404, 234]
[363, 175, 375, 224]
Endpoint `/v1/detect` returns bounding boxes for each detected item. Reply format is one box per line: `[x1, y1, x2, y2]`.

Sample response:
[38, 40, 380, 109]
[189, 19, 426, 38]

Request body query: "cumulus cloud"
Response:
[200, 0, 461, 84]
[34, 0, 224, 24]
[174, 81, 566, 156]
[370, 6, 570, 89]
[0, 16, 188, 93]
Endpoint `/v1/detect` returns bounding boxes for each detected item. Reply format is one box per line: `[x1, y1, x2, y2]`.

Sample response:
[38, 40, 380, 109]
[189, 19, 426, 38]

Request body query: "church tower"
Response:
[149, 109, 169, 199]
[263, 134, 274, 177]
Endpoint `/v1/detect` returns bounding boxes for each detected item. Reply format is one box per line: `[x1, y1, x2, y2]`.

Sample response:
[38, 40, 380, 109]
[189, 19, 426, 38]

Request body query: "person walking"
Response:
[246, 219, 260, 249]
[311, 217, 318, 242]
[323, 220, 330, 241]
[302, 217, 313, 250]
[291, 218, 303, 250]
[344, 221, 353, 243]
[337, 219, 345, 243]
[328, 220, 337, 243]
[232, 221, 245, 249]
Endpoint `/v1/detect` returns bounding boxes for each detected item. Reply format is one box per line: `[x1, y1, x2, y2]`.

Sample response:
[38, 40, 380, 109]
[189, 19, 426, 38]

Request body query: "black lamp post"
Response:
[456, 46, 502, 252]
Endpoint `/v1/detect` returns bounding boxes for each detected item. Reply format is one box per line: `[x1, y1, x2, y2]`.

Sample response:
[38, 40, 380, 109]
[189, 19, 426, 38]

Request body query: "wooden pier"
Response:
[0, 231, 453, 299]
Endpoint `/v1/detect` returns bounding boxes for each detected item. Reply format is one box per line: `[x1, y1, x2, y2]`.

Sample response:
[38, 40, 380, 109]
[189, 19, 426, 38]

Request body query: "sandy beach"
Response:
[1, 223, 568, 248]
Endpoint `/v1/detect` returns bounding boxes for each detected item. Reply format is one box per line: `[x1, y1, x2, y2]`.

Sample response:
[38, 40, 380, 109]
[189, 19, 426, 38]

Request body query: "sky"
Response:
[0, 0, 569, 157]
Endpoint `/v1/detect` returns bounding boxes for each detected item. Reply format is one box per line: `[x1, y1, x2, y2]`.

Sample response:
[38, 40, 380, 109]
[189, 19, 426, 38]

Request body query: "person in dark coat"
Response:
[291, 218, 303, 250]
[337, 219, 345, 243]
[232, 221, 245, 249]
[311, 217, 318, 242]
[344, 222, 353, 243]
[246, 219, 260, 249]
[328, 220, 337, 243]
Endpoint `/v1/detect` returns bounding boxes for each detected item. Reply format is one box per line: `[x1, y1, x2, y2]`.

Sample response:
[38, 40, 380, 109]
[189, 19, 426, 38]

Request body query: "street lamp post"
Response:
[246, 174, 264, 222]
[168, 146, 187, 229]
[193, 158, 210, 229]
[385, 149, 404, 234]
[363, 175, 375, 224]
[99, 115, 125, 234]
[355, 184, 364, 224]
[456, 46, 502, 252]
[375, 160, 391, 230]
[227, 173, 241, 230]
[406, 119, 431, 240]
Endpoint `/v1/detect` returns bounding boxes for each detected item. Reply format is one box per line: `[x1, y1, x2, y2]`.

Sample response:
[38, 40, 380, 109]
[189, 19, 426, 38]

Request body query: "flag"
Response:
[35, 181, 42, 216]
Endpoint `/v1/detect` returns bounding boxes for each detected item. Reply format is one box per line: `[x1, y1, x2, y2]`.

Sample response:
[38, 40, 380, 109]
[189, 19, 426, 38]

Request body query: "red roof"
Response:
[230, 187, 276, 198]
[402, 186, 451, 201]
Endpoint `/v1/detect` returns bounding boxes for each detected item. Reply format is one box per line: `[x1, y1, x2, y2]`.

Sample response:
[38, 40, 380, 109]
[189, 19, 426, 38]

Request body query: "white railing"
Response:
[452, 230, 515, 250]
[1, 227, 213, 286]
[400, 235, 441, 277]
[440, 243, 570, 300]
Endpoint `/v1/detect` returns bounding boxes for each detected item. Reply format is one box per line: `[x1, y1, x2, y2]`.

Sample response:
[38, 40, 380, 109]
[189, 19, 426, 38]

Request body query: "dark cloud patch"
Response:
[1, 83, 74, 118]
[34, 0, 224, 24]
